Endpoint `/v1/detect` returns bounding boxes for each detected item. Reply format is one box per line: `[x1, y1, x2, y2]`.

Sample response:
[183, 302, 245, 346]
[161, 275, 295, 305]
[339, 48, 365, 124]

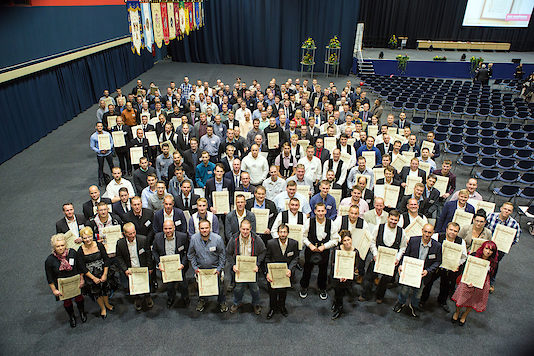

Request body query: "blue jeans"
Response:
[233, 282, 261, 306]
[397, 284, 424, 306]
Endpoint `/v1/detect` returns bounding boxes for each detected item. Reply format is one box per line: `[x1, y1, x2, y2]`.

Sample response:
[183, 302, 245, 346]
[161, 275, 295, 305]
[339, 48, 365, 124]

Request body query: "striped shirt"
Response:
[486, 212, 521, 245]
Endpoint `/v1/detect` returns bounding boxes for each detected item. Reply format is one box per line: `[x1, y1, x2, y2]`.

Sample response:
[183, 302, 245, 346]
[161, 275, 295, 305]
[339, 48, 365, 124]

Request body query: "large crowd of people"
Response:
[46, 76, 522, 328]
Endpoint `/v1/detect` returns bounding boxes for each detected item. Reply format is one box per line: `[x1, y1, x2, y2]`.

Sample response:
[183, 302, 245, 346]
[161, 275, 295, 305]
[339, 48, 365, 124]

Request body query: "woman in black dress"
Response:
[45, 233, 86, 327]
[77, 227, 114, 319]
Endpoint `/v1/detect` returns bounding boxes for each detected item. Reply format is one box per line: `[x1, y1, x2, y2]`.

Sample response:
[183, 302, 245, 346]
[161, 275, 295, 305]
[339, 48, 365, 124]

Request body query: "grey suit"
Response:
[224, 210, 256, 241]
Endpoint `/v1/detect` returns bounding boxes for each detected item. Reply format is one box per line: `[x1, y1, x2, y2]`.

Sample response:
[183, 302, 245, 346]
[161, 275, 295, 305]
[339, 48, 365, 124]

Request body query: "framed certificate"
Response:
[287, 224, 303, 249]
[296, 185, 310, 202]
[404, 216, 425, 240]
[405, 175, 422, 194]
[367, 125, 378, 138]
[373, 168, 385, 184]
[252, 208, 269, 233]
[420, 140, 435, 154]
[387, 127, 398, 137]
[102, 225, 122, 255]
[130, 147, 144, 165]
[474, 201, 495, 216]
[297, 139, 310, 151]
[324, 137, 337, 153]
[106, 115, 117, 128]
[418, 161, 431, 177]
[330, 189, 342, 208]
[198, 269, 219, 296]
[491, 223, 515, 253]
[352, 229, 372, 258]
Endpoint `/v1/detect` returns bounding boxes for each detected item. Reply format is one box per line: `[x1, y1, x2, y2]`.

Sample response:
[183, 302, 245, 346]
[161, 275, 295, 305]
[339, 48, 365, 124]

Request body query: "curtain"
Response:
[359, 0, 534, 51]
[168, 0, 361, 74]
[0, 43, 154, 164]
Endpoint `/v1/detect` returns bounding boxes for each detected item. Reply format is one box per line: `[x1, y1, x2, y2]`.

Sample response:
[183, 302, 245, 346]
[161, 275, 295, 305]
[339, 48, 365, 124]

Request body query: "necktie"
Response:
[235, 176, 239, 187]
[184, 197, 189, 208]
[123, 203, 128, 212]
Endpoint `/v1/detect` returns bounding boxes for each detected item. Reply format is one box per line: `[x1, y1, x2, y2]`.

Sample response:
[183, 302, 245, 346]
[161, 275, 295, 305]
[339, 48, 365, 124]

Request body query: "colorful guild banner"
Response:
[127, 0, 143, 55]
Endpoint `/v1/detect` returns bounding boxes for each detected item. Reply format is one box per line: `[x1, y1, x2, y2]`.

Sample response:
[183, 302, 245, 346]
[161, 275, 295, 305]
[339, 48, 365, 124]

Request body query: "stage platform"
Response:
[353, 48, 534, 79]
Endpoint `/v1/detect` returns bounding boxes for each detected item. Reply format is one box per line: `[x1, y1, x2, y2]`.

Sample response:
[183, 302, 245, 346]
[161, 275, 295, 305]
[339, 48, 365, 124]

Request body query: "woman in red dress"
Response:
[451, 241, 498, 326]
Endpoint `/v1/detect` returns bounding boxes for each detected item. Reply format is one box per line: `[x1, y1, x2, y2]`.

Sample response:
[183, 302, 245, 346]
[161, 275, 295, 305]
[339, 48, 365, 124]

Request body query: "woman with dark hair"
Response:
[331, 230, 359, 320]
[458, 209, 492, 251]
[451, 240, 498, 326]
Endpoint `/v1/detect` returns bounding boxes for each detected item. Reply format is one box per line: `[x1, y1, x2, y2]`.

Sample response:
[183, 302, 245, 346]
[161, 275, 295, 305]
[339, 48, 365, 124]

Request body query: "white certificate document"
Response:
[392, 154, 409, 172]
[235, 256, 257, 283]
[58, 275, 81, 301]
[234, 191, 251, 206]
[374, 246, 397, 276]
[340, 152, 352, 164]
[339, 205, 350, 216]
[252, 208, 269, 233]
[213, 191, 230, 214]
[352, 229, 372, 258]
[404, 216, 425, 240]
[107, 115, 117, 128]
[160, 254, 183, 283]
[405, 175, 422, 194]
[330, 189, 342, 208]
[171, 117, 181, 130]
[362, 151, 376, 169]
[145, 131, 159, 146]
[130, 124, 143, 137]
[418, 161, 431, 177]
[128, 267, 150, 295]
[402, 152, 415, 161]
[102, 225, 122, 255]
[367, 125, 378, 138]
[384, 184, 400, 208]
[470, 238, 486, 254]
[296, 185, 310, 202]
[434, 176, 449, 197]
[98, 134, 111, 151]
[334, 250, 356, 280]
[287, 224, 303, 249]
[452, 210, 474, 229]
[440, 240, 462, 271]
[421, 140, 435, 154]
[268, 263, 291, 289]
[387, 127, 398, 137]
[198, 269, 219, 296]
[461, 256, 489, 289]
[297, 139, 310, 151]
[63, 231, 82, 251]
[324, 137, 337, 153]
[491, 224, 515, 253]
[475, 200, 496, 216]
[112, 131, 126, 148]
[373, 168, 385, 184]
[130, 147, 144, 165]
[347, 138, 355, 146]
[399, 256, 424, 288]
[267, 132, 279, 149]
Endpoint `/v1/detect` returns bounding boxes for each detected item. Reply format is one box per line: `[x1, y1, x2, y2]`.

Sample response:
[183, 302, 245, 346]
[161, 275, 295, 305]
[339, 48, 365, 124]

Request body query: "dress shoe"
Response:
[280, 307, 288, 317]
[230, 304, 240, 314]
[392, 302, 404, 313]
[80, 312, 88, 323]
[376, 298, 383, 304]
[254, 305, 262, 315]
[489, 285, 495, 294]
[451, 314, 459, 324]
[267, 309, 275, 319]
[408, 304, 419, 318]
[196, 300, 205, 312]
[440, 303, 451, 313]
[167, 298, 175, 309]
[332, 308, 342, 320]
[146, 297, 154, 309]
[182, 297, 191, 307]
[69, 315, 77, 328]
[219, 302, 229, 313]
[459, 319, 466, 326]
[100, 312, 107, 320]
[135, 299, 143, 311]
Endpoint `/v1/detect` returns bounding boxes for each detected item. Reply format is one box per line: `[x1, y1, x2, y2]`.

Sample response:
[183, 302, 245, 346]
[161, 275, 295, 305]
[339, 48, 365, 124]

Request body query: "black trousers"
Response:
[165, 280, 189, 301]
[421, 268, 459, 305]
[300, 250, 330, 290]
[268, 286, 288, 310]
[97, 154, 114, 179]
[116, 149, 131, 174]
[333, 280, 353, 308]
[362, 261, 396, 300]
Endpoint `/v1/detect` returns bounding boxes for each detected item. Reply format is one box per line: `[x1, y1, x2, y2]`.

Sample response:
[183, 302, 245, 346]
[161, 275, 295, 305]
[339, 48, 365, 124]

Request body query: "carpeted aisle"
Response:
[0, 61, 532, 355]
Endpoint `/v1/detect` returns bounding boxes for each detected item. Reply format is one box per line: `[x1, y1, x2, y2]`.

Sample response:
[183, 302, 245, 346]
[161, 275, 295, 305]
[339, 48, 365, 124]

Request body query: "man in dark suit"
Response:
[435, 190, 475, 233]
[475, 64, 490, 85]
[394, 112, 411, 130]
[205, 163, 235, 211]
[175, 123, 191, 152]
[173, 179, 200, 216]
[376, 134, 393, 157]
[111, 116, 132, 175]
[225, 194, 256, 242]
[245, 186, 278, 245]
[152, 220, 190, 308]
[393, 223, 442, 318]
[55, 203, 86, 239]
[131, 79, 147, 95]
[399, 158, 427, 188]
[182, 137, 201, 183]
[185, 104, 200, 125]
[116, 222, 154, 311]
[82, 185, 112, 220]
[153, 195, 188, 235]
[265, 223, 299, 318]
[421, 175, 440, 218]
[123, 196, 155, 245]
[129, 127, 150, 167]
[400, 134, 420, 157]
[314, 137, 330, 165]
[112, 187, 132, 220]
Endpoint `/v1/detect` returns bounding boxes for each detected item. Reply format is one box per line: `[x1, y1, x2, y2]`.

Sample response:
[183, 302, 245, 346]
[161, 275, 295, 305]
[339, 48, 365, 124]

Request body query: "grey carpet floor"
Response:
[0, 60, 533, 356]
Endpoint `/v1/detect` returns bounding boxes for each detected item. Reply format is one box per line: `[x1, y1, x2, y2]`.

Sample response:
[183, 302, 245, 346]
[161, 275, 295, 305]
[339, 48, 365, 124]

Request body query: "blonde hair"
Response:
[79, 226, 93, 238]
[50, 233, 66, 252]
[458, 189, 469, 197]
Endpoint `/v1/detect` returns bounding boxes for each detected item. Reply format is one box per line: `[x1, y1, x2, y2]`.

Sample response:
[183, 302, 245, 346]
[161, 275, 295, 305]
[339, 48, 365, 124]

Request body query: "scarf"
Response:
[54, 249, 72, 271]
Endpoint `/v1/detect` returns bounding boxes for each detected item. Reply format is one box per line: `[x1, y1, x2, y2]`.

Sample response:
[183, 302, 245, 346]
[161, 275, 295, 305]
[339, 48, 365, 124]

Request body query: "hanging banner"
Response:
[186, 2, 194, 32]
[174, 2, 182, 39]
[151, 2, 164, 48]
[168, 2, 176, 40]
[179, 2, 186, 37]
[194, 1, 200, 30]
[184, 2, 190, 35]
[199, 0, 204, 28]
[161, 1, 170, 45]
[127, 0, 142, 55]
[140, 2, 153, 52]
[201, 0, 205, 26]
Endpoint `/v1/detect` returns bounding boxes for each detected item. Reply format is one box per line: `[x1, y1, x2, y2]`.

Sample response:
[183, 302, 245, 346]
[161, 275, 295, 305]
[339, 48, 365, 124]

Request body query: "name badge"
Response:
[192, 204, 197, 209]
[287, 251, 294, 257]
[207, 171, 213, 174]
[139, 248, 145, 254]
[209, 246, 216, 252]
[68, 258, 75, 265]
[178, 245, 184, 252]
[326, 205, 332, 209]
[78, 224, 84, 229]
[429, 200, 435, 204]
[145, 220, 151, 227]
[269, 213, 274, 218]
[222, 188, 228, 191]
[175, 220, 182, 226]
[428, 254, 436, 259]
[219, 128, 223, 131]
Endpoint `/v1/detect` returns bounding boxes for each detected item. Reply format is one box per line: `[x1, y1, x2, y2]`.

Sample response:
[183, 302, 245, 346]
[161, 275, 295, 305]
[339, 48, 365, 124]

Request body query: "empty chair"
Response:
[514, 149, 532, 160]
[411, 116, 424, 125]
[404, 102, 415, 111]
[496, 158, 515, 170]
[480, 129, 494, 138]
[479, 121, 493, 129]
[492, 185, 520, 201]
[478, 157, 497, 169]
[463, 145, 480, 155]
[511, 139, 528, 150]
[438, 118, 451, 126]
[477, 108, 490, 118]
[476, 169, 499, 184]
[392, 101, 404, 110]
[465, 128, 478, 136]
[464, 120, 479, 129]
[498, 171, 520, 184]
[445, 143, 463, 156]
[518, 172, 534, 185]
[433, 132, 448, 144]
[449, 126, 463, 135]
[479, 138, 495, 148]
[495, 131, 509, 139]
[463, 136, 479, 145]
[494, 122, 507, 131]
[510, 131, 525, 140]
[424, 117, 437, 125]
[522, 124, 534, 133]
[495, 139, 511, 149]
[526, 132, 534, 142]
[420, 124, 435, 135]
[496, 148, 515, 159]
[480, 147, 497, 157]
[518, 187, 534, 203]
[446, 134, 463, 145]
[515, 160, 533, 171]
[415, 103, 428, 113]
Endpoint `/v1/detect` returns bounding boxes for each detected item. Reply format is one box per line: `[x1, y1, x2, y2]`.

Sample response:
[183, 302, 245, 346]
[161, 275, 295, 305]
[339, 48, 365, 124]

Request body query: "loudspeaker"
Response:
[512, 58, 521, 64]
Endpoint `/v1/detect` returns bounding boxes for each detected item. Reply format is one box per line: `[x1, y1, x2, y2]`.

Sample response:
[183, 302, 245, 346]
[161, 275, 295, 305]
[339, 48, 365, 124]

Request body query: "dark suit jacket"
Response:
[435, 201, 475, 233]
[55, 214, 87, 234]
[129, 137, 150, 160]
[175, 133, 190, 152]
[401, 236, 442, 284]
[245, 198, 278, 232]
[182, 148, 201, 180]
[152, 231, 189, 266]
[421, 187, 440, 217]
[265, 238, 299, 272]
[111, 125, 131, 153]
[153, 208, 187, 234]
[224, 210, 257, 241]
[116, 234, 154, 272]
[399, 167, 427, 185]
[88, 213, 123, 240]
[376, 142, 393, 156]
[397, 195, 424, 214]
[174, 193, 200, 215]
[394, 120, 411, 129]
[123, 208, 155, 244]
[112, 200, 132, 220]
[225, 170, 242, 188]
[316, 147, 330, 165]
[205, 178, 234, 207]
[82, 198, 112, 220]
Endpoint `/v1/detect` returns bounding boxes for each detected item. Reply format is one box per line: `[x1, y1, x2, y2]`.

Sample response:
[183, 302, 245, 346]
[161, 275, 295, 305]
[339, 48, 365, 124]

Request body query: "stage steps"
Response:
[358, 60, 375, 75]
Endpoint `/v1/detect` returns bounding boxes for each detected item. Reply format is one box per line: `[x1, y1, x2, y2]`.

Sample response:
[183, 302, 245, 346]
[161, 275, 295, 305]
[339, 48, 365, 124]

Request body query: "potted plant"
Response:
[396, 54, 409, 73]
[388, 35, 398, 49]
[470, 56, 484, 75]
[302, 37, 316, 49]
[328, 36, 341, 49]
[433, 56, 447, 61]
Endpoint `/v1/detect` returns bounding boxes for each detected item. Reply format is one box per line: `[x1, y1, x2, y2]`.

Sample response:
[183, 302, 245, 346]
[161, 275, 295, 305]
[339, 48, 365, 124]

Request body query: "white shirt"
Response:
[263, 176, 287, 201]
[364, 209, 388, 228]
[164, 209, 174, 222]
[298, 156, 322, 182]
[241, 153, 269, 185]
[271, 210, 310, 240]
[235, 107, 252, 123]
[66, 217, 81, 238]
[322, 159, 348, 186]
[370, 224, 407, 260]
[302, 219, 340, 249]
[127, 238, 140, 268]
[236, 210, 247, 227]
[104, 178, 135, 200]
[398, 213, 428, 230]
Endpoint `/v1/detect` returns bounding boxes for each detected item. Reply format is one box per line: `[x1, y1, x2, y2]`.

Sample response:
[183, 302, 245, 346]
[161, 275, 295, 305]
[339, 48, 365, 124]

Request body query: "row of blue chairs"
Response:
[476, 170, 534, 188]
[492, 185, 534, 204]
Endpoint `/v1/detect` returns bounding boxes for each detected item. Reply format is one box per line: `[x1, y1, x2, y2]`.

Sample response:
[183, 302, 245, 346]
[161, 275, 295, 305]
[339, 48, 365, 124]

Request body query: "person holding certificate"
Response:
[458, 209, 492, 251]
[76, 227, 113, 319]
[205, 163, 234, 214]
[152, 220, 190, 308]
[90, 122, 114, 186]
[225, 194, 257, 243]
[420, 222, 466, 312]
[362, 210, 406, 303]
[246, 185, 278, 243]
[264, 116, 286, 164]
[187, 219, 228, 313]
[485, 202, 521, 292]
[111, 116, 132, 175]
[451, 241, 498, 326]
[309, 180, 338, 219]
[226, 220, 266, 315]
[45, 234, 86, 327]
[299, 203, 340, 300]
[331, 230, 359, 320]
[115, 223, 155, 311]
[188, 198, 220, 237]
[435, 189, 475, 234]
[393, 224, 442, 318]
[88, 202, 123, 242]
[265, 224, 299, 319]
